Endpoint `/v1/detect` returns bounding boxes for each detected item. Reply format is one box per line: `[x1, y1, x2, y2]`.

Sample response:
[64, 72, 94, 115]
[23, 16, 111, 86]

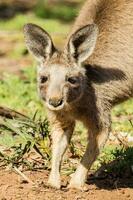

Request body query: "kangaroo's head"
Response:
[24, 23, 98, 111]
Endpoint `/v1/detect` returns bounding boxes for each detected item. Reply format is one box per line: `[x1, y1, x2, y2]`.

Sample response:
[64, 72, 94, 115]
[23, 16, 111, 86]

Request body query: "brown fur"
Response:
[24, 0, 133, 190]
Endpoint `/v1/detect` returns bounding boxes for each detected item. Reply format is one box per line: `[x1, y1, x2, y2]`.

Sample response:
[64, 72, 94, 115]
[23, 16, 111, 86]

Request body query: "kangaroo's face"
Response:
[24, 23, 98, 111]
[37, 55, 86, 110]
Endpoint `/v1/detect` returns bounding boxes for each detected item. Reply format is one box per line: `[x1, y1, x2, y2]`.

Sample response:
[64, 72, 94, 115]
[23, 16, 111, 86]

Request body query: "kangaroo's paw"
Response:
[47, 173, 61, 189]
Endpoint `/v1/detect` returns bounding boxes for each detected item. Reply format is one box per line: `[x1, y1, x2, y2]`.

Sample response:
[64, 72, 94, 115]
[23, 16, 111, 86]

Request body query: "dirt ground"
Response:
[0, 168, 132, 200]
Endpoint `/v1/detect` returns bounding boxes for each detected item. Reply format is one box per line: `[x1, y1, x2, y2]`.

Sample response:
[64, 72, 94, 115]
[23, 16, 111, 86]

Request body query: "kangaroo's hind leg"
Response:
[69, 119, 111, 190]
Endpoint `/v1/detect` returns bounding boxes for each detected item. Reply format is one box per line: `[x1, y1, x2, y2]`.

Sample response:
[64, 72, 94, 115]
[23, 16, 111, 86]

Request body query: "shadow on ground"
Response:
[87, 147, 133, 190]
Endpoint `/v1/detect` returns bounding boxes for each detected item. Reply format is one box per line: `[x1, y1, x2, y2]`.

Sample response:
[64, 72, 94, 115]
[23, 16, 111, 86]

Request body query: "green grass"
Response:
[34, 2, 78, 22]
[112, 100, 133, 135]
[113, 99, 133, 116]
[0, 13, 70, 34]
[0, 13, 70, 60]
[0, 66, 44, 117]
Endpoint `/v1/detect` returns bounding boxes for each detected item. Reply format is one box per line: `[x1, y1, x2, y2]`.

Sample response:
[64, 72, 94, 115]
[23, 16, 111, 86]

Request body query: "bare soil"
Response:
[0, 33, 32, 75]
[0, 168, 132, 200]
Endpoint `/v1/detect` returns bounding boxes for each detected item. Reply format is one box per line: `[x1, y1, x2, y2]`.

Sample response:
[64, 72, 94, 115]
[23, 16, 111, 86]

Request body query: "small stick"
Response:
[129, 119, 133, 128]
[113, 131, 129, 148]
[13, 166, 34, 184]
[0, 106, 28, 119]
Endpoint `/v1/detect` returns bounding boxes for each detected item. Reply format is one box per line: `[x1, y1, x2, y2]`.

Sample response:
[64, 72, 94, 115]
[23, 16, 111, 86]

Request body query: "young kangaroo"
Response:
[24, 0, 133, 190]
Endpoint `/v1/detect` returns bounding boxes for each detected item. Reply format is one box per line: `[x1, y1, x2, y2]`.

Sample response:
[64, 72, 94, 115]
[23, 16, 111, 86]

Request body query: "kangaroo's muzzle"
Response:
[49, 98, 63, 108]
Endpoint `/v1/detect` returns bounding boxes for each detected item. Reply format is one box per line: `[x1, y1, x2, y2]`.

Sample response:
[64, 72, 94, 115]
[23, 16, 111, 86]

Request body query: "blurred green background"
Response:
[0, 0, 82, 75]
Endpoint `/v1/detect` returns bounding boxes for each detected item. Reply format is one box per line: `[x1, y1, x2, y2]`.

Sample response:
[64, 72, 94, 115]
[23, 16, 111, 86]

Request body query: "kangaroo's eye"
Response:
[40, 76, 48, 84]
[67, 77, 78, 84]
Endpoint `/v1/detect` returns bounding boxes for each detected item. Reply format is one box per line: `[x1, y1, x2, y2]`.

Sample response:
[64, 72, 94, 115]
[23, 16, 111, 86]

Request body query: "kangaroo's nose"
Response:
[49, 98, 63, 107]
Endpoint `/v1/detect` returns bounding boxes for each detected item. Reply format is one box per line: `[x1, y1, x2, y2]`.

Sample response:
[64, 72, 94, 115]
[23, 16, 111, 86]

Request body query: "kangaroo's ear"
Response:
[23, 23, 56, 62]
[67, 24, 98, 63]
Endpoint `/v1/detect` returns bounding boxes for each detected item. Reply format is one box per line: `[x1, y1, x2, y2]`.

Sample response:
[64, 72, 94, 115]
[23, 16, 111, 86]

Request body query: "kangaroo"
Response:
[24, 0, 133, 190]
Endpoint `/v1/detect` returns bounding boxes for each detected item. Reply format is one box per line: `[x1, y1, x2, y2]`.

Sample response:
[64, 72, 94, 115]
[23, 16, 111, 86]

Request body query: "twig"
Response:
[0, 106, 29, 119]
[13, 166, 34, 184]
[33, 144, 45, 159]
[129, 119, 133, 128]
[113, 131, 129, 148]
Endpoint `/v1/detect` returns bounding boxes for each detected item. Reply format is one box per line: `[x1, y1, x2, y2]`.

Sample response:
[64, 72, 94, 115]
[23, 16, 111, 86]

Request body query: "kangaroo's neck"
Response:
[83, 64, 133, 106]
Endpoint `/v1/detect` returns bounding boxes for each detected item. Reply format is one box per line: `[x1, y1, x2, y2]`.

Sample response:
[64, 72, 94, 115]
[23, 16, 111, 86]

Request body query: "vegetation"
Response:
[0, 13, 70, 33]
[34, 1, 79, 22]
[0, 67, 43, 117]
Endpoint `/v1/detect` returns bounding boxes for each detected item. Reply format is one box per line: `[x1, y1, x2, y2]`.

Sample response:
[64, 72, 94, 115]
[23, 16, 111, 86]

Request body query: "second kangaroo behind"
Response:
[24, 0, 133, 190]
